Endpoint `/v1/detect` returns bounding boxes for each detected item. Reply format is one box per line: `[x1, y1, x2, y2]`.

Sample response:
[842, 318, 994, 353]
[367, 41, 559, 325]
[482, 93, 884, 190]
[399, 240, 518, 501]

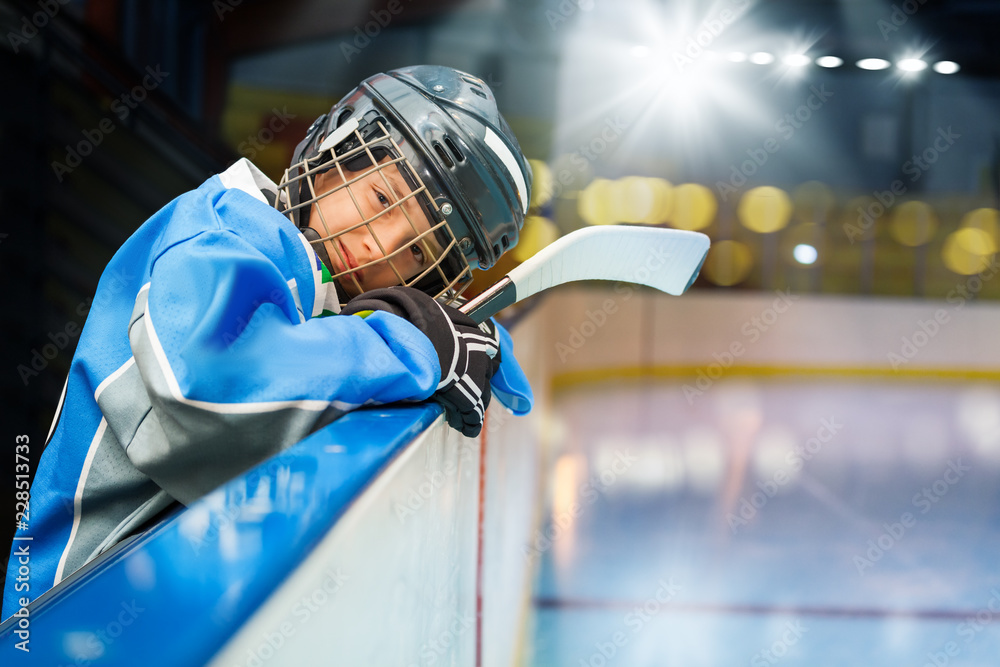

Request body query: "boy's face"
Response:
[305, 158, 443, 297]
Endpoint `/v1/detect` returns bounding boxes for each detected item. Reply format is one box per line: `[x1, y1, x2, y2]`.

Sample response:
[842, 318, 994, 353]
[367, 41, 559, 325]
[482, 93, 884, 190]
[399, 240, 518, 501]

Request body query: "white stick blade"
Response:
[507, 226, 710, 298]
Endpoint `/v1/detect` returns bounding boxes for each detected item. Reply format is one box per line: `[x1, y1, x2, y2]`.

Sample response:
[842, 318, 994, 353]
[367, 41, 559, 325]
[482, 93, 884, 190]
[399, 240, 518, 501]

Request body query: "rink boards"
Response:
[0, 385, 544, 665]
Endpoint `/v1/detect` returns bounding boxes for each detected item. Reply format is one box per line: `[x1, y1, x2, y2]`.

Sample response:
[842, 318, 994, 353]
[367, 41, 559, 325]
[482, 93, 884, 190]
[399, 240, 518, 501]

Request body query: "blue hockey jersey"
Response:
[2, 159, 532, 619]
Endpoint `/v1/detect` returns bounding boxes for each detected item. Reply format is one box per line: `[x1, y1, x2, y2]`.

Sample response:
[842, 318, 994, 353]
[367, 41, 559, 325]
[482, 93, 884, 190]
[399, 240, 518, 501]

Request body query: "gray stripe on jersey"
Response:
[96, 358, 152, 447]
[59, 421, 165, 578]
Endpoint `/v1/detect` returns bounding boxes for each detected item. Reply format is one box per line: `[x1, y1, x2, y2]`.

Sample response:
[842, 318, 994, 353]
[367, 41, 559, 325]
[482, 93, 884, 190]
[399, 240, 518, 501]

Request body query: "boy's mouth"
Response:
[332, 239, 365, 290]
[336, 239, 358, 272]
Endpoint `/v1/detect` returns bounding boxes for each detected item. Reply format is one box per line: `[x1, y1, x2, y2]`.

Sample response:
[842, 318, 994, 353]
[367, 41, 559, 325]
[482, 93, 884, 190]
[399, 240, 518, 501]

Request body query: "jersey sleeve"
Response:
[125, 228, 441, 503]
[490, 319, 533, 415]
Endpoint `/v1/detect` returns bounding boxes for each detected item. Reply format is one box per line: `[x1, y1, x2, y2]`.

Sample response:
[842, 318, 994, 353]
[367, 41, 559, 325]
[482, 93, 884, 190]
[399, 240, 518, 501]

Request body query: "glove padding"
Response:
[341, 287, 501, 437]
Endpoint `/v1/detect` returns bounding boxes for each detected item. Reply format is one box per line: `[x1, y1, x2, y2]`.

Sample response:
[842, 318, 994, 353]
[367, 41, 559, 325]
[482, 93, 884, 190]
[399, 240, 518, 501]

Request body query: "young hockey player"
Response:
[3, 65, 533, 619]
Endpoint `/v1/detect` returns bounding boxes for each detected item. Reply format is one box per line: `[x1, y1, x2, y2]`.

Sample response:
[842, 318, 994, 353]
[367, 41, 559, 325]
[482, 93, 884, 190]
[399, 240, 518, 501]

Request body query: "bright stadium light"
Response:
[933, 60, 960, 74]
[815, 55, 844, 68]
[783, 53, 812, 67]
[897, 58, 927, 72]
[793, 244, 818, 265]
[726, 51, 748, 63]
[857, 58, 891, 70]
[749, 51, 775, 65]
[631, 45, 650, 59]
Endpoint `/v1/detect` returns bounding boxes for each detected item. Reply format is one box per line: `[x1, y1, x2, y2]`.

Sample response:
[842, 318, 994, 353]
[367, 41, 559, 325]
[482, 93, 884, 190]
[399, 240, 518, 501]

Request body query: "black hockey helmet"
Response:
[278, 65, 532, 304]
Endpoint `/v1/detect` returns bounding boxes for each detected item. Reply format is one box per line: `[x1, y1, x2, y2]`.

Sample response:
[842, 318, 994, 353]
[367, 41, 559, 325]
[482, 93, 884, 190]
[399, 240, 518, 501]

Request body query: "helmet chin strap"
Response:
[299, 226, 334, 273]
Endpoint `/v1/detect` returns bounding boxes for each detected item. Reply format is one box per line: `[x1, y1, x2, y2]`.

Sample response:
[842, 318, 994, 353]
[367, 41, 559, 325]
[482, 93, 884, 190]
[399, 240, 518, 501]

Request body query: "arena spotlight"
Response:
[932, 60, 960, 74]
[856, 58, 891, 70]
[631, 45, 650, 59]
[815, 56, 844, 68]
[750, 51, 775, 65]
[783, 54, 812, 67]
[897, 58, 928, 72]
[726, 51, 748, 63]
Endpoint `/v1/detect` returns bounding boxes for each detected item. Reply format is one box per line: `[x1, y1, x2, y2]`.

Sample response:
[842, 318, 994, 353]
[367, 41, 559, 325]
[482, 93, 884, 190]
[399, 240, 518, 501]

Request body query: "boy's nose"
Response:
[360, 217, 408, 261]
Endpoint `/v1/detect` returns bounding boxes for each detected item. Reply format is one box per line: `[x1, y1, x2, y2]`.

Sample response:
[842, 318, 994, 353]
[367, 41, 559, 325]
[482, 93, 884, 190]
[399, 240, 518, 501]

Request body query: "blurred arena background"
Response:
[1, 0, 1000, 664]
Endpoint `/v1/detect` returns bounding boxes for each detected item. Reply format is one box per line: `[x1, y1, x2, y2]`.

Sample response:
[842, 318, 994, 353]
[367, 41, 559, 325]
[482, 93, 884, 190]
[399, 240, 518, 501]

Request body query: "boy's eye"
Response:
[376, 192, 390, 208]
[410, 243, 425, 265]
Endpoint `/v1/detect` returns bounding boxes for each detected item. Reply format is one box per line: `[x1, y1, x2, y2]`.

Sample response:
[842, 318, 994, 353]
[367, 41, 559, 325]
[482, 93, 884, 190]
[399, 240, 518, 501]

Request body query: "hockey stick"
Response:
[459, 226, 710, 324]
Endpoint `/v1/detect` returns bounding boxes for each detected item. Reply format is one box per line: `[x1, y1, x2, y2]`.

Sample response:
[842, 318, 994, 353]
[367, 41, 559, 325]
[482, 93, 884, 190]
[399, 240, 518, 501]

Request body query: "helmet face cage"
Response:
[277, 115, 473, 306]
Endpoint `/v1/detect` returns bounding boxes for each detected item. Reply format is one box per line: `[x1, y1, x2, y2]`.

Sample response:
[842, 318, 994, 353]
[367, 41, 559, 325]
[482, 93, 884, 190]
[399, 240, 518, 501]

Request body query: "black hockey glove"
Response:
[341, 286, 501, 437]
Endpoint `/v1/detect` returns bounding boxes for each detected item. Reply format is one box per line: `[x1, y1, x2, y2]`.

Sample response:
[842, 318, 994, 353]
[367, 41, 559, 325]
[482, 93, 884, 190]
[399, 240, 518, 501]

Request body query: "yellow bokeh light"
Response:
[955, 226, 997, 255]
[738, 186, 792, 234]
[702, 240, 754, 286]
[528, 159, 553, 209]
[579, 176, 676, 226]
[792, 181, 835, 224]
[601, 177, 675, 225]
[646, 178, 675, 224]
[942, 228, 997, 275]
[669, 183, 716, 231]
[578, 178, 615, 225]
[614, 176, 656, 224]
[960, 208, 1000, 245]
[890, 201, 938, 247]
[512, 215, 559, 263]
